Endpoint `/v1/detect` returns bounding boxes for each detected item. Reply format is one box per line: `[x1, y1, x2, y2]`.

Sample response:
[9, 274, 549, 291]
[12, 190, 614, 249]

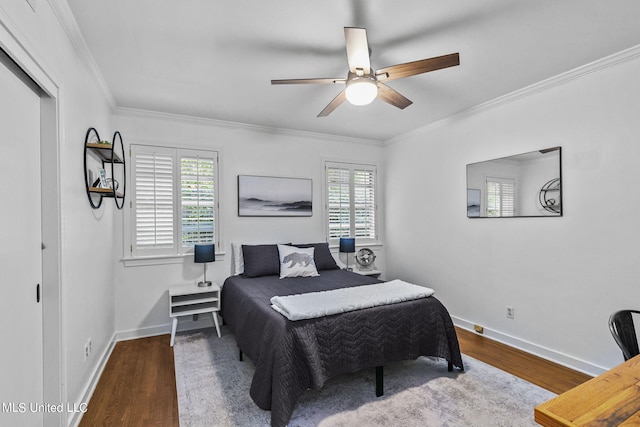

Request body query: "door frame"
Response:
[0, 13, 63, 427]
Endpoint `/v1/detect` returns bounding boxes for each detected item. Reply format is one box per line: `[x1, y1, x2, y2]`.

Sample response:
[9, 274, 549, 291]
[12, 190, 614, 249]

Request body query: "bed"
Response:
[220, 243, 463, 427]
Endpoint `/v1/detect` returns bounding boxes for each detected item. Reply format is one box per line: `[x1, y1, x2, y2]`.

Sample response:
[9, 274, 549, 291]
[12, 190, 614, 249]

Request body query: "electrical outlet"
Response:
[506, 306, 515, 319]
[83, 338, 92, 361]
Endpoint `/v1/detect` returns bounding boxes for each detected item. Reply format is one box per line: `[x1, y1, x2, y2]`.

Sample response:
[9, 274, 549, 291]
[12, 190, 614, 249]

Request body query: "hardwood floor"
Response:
[79, 328, 591, 426]
[455, 328, 592, 395]
[79, 335, 179, 427]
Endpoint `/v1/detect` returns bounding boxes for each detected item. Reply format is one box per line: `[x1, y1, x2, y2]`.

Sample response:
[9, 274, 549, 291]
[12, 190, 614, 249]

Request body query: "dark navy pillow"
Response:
[241, 244, 284, 278]
[292, 242, 339, 271]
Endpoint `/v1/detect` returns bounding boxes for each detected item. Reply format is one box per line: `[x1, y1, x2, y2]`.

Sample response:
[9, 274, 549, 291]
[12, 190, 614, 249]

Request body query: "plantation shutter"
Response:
[327, 165, 351, 239]
[354, 168, 376, 238]
[133, 148, 175, 252]
[180, 152, 216, 247]
[326, 162, 377, 242]
[486, 177, 515, 217]
[130, 145, 219, 258]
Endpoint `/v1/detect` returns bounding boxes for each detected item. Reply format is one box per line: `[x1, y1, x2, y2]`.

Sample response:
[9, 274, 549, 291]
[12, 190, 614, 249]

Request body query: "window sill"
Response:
[122, 251, 226, 267]
[328, 242, 383, 251]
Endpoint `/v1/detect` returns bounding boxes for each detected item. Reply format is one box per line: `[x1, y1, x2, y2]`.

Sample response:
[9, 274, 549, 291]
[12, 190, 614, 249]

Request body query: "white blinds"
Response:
[354, 168, 376, 238]
[486, 177, 515, 217]
[134, 150, 174, 248]
[131, 145, 218, 257]
[327, 166, 351, 239]
[326, 162, 377, 241]
[180, 156, 215, 247]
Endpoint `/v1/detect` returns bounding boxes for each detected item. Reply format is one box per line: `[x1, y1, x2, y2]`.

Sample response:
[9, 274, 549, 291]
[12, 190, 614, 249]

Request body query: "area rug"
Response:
[174, 327, 555, 426]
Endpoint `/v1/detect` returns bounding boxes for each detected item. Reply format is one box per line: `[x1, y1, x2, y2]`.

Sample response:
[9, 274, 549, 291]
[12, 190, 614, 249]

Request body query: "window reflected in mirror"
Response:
[466, 147, 561, 218]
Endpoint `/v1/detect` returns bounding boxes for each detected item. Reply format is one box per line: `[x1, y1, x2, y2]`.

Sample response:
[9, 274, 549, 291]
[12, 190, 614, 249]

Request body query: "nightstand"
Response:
[169, 283, 221, 346]
[353, 269, 382, 279]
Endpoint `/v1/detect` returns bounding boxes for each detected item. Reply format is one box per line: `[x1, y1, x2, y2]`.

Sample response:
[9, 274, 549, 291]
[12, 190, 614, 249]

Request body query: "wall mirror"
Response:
[466, 147, 562, 218]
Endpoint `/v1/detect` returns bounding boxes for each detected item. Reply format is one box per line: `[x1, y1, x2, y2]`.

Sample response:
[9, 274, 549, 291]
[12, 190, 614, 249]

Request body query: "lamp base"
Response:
[198, 280, 212, 287]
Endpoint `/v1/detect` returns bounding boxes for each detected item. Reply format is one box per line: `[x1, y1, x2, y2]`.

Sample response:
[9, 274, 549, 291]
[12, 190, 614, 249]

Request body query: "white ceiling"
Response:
[66, 0, 640, 142]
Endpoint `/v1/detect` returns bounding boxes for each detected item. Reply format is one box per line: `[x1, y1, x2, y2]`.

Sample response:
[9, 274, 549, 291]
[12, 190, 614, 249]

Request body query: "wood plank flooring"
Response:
[79, 328, 592, 426]
[456, 328, 592, 395]
[78, 335, 179, 427]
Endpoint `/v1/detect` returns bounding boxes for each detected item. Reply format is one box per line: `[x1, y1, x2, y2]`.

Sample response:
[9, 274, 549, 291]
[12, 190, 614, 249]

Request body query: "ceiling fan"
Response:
[271, 27, 460, 117]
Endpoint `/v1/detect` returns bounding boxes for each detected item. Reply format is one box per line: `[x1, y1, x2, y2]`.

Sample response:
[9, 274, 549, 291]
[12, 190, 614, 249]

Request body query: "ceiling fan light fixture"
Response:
[345, 76, 378, 106]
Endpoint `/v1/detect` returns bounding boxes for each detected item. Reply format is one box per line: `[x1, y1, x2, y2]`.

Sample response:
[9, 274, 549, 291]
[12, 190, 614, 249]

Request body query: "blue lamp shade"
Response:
[194, 244, 215, 287]
[194, 244, 215, 263]
[339, 238, 355, 253]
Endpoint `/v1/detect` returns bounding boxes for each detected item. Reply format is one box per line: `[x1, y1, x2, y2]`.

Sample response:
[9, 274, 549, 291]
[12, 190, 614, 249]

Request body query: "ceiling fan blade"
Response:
[317, 90, 347, 117]
[377, 83, 413, 110]
[344, 27, 371, 75]
[271, 78, 346, 85]
[376, 53, 460, 82]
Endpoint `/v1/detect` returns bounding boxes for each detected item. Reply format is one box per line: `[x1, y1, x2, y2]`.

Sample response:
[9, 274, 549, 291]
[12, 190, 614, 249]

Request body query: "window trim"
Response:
[324, 161, 378, 245]
[123, 144, 221, 265]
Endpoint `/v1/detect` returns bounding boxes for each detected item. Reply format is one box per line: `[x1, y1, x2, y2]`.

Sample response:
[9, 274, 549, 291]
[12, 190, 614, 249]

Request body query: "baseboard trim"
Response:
[115, 316, 219, 342]
[452, 316, 607, 377]
[67, 333, 117, 427]
[114, 324, 171, 342]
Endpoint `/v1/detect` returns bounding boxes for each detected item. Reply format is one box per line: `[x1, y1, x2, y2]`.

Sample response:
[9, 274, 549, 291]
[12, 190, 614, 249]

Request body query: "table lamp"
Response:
[339, 237, 355, 271]
[194, 244, 215, 287]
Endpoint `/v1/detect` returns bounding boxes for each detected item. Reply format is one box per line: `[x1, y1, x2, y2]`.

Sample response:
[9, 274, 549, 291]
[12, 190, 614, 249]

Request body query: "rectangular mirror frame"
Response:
[466, 147, 562, 218]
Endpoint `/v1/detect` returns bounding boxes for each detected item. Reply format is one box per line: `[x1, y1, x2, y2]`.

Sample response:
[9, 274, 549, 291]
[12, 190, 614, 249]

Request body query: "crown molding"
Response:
[386, 43, 640, 146]
[47, 0, 116, 110]
[114, 106, 384, 146]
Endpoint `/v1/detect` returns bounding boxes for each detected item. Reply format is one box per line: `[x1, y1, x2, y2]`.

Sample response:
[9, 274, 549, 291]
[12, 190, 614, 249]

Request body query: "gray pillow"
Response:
[241, 244, 281, 278]
[292, 242, 339, 271]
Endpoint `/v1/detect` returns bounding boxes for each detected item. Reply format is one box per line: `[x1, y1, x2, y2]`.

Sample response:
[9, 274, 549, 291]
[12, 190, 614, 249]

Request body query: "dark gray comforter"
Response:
[221, 270, 463, 427]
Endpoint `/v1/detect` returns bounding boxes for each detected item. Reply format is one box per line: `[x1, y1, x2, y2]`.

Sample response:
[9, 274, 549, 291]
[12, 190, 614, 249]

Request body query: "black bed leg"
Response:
[448, 361, 453, 372]
[375, 366, 383, 397]
[239, 349, 243, 362]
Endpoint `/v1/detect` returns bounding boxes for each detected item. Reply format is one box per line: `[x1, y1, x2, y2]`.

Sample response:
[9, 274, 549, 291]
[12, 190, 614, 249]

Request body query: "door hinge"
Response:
[36, 283, 40, 303]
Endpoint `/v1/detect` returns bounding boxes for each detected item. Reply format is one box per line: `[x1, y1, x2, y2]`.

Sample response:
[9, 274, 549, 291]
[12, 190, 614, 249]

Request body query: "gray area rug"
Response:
[174, 327, 555, 426]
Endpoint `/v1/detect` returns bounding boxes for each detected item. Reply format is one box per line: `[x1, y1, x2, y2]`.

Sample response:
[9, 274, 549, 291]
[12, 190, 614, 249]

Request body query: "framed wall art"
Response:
[238, 175, 312, 217]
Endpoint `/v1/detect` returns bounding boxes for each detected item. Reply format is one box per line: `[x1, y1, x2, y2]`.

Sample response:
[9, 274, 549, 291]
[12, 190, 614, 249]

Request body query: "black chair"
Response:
[609, 310, 640, 361]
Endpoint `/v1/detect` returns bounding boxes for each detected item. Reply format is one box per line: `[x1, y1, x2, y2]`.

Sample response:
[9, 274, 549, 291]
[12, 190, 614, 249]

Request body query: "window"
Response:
[325, 162, 377, 242]
[486, 176, 515, 217]
[130, 145, 218, 258]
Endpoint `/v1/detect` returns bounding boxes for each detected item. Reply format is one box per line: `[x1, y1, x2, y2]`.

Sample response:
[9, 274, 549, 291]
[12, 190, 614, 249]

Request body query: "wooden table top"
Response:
[535, 355, 640, 426]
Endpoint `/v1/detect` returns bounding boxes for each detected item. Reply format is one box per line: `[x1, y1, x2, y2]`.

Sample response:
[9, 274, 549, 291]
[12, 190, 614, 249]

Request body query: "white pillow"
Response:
[231, 243, 244, 275]
[277, 244, 319, 279]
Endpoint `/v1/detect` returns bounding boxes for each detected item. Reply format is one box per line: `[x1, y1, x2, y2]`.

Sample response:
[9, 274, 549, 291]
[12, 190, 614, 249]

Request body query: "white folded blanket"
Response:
[270, 279, 434, 321]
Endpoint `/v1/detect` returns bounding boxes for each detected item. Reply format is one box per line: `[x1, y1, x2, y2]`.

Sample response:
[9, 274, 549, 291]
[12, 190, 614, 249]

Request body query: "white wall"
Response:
[0, 0, 115, 422]
[112, 111, 385, 337]
[384, 51, 640, 375]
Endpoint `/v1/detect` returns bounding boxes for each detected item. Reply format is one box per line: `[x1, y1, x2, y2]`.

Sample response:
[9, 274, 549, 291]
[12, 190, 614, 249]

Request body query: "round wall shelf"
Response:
[83, 127, 126, 209]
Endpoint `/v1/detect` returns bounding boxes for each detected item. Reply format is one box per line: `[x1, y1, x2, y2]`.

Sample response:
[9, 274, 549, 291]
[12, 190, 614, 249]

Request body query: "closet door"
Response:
[0, 55, 43, 426]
